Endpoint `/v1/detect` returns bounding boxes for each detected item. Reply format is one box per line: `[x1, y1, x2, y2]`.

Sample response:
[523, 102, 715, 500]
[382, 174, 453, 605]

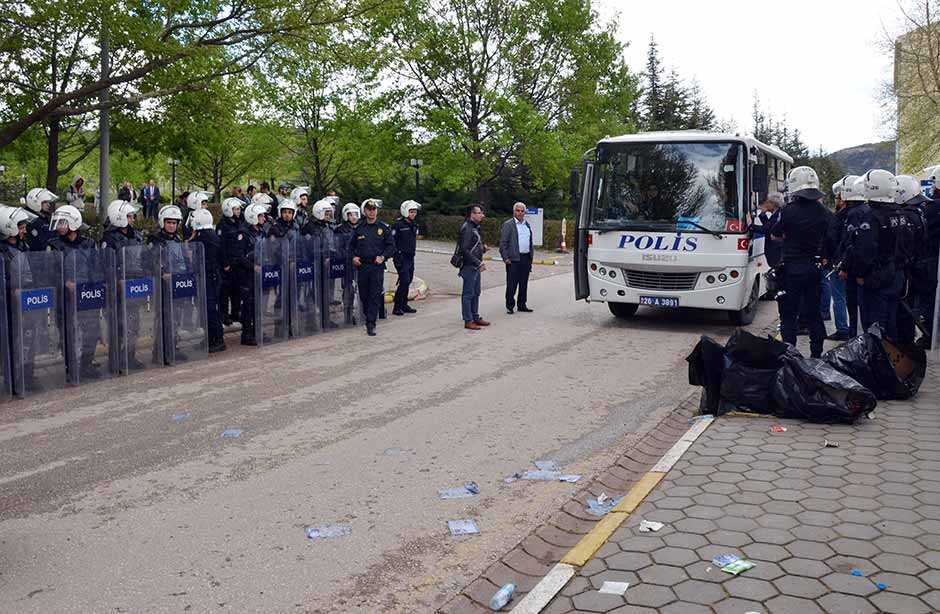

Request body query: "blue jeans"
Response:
[824, 272, 849, 333]
[459, 268, 481, 322]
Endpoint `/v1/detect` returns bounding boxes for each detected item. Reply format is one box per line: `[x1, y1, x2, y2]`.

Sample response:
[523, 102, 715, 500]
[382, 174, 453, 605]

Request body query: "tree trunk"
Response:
[45, 118, 60, 192]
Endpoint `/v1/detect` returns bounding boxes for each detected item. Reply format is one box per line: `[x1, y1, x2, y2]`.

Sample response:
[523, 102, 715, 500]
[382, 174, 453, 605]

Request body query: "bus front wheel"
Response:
[729, 277, 760, 326]
[608, 302, 638, 319]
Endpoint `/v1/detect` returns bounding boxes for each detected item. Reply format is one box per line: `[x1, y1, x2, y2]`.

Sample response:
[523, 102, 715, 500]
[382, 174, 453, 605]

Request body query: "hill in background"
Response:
[829, 141, 896, 175]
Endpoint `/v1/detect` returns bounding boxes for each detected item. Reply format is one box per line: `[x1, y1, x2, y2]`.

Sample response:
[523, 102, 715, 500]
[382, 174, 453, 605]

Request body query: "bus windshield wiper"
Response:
[676, 220, 724, 239]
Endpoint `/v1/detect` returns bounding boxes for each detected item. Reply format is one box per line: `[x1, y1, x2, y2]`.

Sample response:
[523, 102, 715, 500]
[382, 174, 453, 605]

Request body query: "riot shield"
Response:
[254, 237, 289, 345]
[64, 248, 116, 385]
[9, 250, 66, 396]
[289, 235, 322, 337]
[116, 244, 163, 375]
[0, 258, 11, 401]
[323, 232, 360, 329]
[161, 241, 209, 365]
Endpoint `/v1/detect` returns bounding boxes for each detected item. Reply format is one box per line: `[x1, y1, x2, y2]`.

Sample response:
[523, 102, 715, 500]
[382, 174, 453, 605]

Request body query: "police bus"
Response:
[572, 131, 792, 324]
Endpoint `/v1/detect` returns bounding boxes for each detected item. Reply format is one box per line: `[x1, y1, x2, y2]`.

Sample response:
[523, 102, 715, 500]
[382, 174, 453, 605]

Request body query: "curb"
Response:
[508, 415, 715, 614]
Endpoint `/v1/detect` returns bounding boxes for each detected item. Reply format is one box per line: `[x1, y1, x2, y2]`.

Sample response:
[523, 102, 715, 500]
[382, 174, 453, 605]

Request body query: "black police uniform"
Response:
[391, 216, 418, 314]
[855, 198, 905, 340]
[334, 221, 359, 322]
[838, 200, 871, 336]
[269, 216, 299, 240]
[101, 225, 148, 370]
[295, 206, 309, 229]
[232, 224, 264, 345]
[192, 228, 225, 351]
[351, 218, 395, 334]
[217, 215, 242, 323]
[896, 198, 928, 345]
[146, 228, 189, 363]
[26, 212, 55, 252]
[0, 235, 35, 391]
[771, 195, 830, 357]
[48, 232, 103, 377]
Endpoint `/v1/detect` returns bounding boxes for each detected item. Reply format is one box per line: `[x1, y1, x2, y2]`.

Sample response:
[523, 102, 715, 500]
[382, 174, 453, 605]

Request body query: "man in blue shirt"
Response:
[500, 202, 534, 314]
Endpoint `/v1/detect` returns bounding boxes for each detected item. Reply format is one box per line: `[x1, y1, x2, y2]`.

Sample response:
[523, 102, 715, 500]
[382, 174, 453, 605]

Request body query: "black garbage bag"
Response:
[686, 335, 725, 414]
[823, 325, 924, 400]
[718, 330, 792, 414]
[773, 355, 877, 423]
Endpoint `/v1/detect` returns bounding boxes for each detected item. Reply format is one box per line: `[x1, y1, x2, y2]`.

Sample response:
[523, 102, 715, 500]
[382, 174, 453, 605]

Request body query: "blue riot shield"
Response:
[116, 244, 163, 374]
[9, 250, 66, 396]
[254, 237, 289, 346]
[323, 232, 360, 329]
[0, 258, 11, 401]
[289, 235, 323, 337]
[160, 242, 208, 365]
[64, 248, 116, 385]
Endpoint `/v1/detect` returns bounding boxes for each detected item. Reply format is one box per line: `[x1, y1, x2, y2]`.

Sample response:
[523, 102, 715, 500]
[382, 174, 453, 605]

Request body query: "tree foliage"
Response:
[639, 37, 715, 132]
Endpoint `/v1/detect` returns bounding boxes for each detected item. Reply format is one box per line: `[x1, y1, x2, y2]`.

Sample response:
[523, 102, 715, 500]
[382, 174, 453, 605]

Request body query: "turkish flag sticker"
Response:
[726, 220, 744, 232]
[737, 238, 749, 251]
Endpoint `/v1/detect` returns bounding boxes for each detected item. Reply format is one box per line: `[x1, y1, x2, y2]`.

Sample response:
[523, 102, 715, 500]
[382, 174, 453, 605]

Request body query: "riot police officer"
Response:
[391, 200, 421, 315]
[893, 174, 929, 345]
[189, 209, 226, 353]
[772, 166, 830, 358]
[101, 201, 147, 370]
[290, 187, 310, 228]
[24, 187, 58, 251]
[183, 191, 210, 240]
[352, 199, 395, 336]
[854, 169, 905, 340]
[218, 197, 243, 325]
[233, 203, 267, 345]
[0, 206, 36, 390]
[148, 205, 183, 246]
[47, 205, 102, 378]
[252, 192, 275, 236]
[337, 203, 361, 238]
[269, 198, 299, 240]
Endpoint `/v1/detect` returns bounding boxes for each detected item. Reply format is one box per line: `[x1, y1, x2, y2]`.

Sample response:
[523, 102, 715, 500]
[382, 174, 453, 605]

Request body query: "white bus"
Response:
[573, 131, 793, 324]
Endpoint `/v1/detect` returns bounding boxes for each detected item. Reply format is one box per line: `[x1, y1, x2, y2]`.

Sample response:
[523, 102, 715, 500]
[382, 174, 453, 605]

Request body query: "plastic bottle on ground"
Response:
[489, 583, 516, 610]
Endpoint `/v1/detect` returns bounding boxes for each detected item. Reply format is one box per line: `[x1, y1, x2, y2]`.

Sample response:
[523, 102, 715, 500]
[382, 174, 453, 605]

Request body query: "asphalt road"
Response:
[0, 258, 776, 614]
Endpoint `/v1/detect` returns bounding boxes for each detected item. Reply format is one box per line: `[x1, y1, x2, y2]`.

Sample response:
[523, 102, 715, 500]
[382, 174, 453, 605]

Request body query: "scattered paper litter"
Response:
[638, 520, 664, 533]
[712, 553, 740, 567]
[504, 469, 581, 483]
[305, 525, 351, 539]
[586, 495, 625, 517]
[447, 519, 480, 536]
[721, 559, 754, 575]
[824, 440, 840, 448]
[220, 428, 242, 438]
[771, 425, 787, 433]
[535, 460, 560, 472]
[598, 581, 629, 595]
[172, 412, 191, 423]
[439, 482, 480, 500]
[559, 474, 582, 482]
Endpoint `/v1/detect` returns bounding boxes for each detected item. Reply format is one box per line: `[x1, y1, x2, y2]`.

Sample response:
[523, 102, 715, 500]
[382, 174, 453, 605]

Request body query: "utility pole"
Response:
[410, 158, 423, 200]
[98, 16, 110, 219]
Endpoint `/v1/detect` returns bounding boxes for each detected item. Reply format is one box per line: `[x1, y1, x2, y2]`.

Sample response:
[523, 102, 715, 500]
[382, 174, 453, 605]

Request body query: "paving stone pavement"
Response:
[537, 367, 940, 614]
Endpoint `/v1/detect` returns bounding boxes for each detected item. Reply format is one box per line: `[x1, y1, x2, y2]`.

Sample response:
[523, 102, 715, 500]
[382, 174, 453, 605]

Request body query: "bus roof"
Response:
[599, 130, 794, 164]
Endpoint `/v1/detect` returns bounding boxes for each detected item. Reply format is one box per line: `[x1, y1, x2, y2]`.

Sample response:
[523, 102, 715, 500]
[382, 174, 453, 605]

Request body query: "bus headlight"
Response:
[590, 263, 598, 272]
[718, 274, 728, 283]
[609, 270, 617, 278]
[706, 275, 715, 284]
[730, 270, 739, 279]
[599, 267, 607, 276]
[716, 296, 725, 304]
[600, 289, 608, 297]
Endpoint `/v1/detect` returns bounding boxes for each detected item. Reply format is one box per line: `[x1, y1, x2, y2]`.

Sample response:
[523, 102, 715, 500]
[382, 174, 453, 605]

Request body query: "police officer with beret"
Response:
[352, 199, 395, 336]
[772, 166, 831, 358]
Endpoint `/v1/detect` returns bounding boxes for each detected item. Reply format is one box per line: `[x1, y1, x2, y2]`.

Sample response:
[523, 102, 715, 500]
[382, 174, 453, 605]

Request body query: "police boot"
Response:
[403, 305, 417, 314]
[367, 323, 377, 336]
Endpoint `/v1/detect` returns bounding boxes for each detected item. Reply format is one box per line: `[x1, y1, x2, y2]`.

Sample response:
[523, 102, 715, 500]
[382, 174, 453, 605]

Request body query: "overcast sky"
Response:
[595, 0, 906, 153]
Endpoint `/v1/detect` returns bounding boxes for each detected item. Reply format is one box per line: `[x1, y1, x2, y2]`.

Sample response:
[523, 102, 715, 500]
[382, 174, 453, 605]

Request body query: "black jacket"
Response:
[26, 213, 55, 252]
[47, 233, 97, 252]
[192, 229, 224, 282]
[771, 197, 830, 265]
[391, 217, 418, 257]
[458, 219, 484, 271]
[146, 229, 182, 246]
[101, 226, 144, 251]
[351, 220, 395, 267]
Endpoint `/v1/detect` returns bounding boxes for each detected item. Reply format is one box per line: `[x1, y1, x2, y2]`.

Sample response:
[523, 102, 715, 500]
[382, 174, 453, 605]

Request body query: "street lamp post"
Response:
[410, 158, 423, 200]
[168, 158, 180, 209]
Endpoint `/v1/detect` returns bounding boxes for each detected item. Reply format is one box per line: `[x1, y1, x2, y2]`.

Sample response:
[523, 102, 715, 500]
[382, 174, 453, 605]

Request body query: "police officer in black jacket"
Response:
[894, 175, 930, 345]
[352, 199, 395, 336]
[854, 170, 905, 341]
[233, 203, 267, 345]
[188, 209, 226, 353]
[392, 200, 421, 315]
[836, 176, 870, 337]
[47, 205, 103, 378]
[101, 201, 148, 370]
[0, 206, 36, 390]
[218, 198, 243, 325]
[772, 166, 830, 358]
[23, 187, 57, 252]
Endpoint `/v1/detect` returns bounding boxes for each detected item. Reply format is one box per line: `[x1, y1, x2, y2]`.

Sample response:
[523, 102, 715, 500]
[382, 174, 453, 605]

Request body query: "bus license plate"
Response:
[640, 296, 679, 308]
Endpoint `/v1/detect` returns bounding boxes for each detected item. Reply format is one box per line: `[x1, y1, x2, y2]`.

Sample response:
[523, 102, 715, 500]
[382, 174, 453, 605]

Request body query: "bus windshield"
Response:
[590, 141, 745, 233]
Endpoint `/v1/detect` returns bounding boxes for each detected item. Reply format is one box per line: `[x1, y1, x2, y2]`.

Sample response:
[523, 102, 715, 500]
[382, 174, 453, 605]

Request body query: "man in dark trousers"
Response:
[391, 200, 421, 316]
[142, 179, 161, 219]
[351, 200, 395, 336]
[772, 166, 830, 358]
[500, 201, 534, 314]
[458, 204, 489, 330]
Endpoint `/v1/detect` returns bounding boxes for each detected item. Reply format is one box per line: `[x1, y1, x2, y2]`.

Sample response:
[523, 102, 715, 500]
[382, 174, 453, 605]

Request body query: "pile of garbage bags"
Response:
[687, 327, 926, 424]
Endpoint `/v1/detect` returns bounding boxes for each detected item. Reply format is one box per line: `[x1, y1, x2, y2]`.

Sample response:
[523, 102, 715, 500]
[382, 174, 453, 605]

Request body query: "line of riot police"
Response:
[0, 186, 425, 400]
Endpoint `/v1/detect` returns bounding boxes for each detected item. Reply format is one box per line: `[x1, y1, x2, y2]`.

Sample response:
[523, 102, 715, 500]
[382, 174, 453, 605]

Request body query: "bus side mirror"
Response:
[751, 164, 769, 193]
[570, 169, 580, 211]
